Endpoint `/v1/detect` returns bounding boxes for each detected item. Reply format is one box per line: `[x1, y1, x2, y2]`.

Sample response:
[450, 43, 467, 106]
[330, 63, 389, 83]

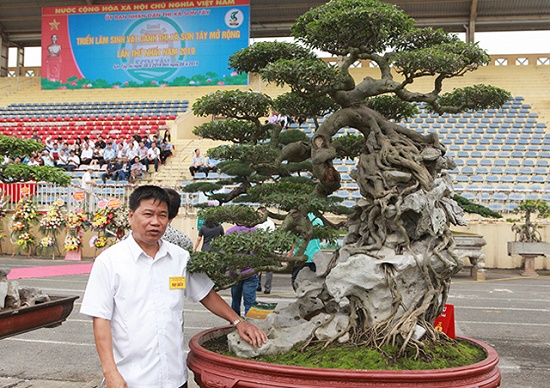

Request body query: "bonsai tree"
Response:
[0, 135, 71, 185]
[509, 199, 550, 242]
[186, 0, 510, 358]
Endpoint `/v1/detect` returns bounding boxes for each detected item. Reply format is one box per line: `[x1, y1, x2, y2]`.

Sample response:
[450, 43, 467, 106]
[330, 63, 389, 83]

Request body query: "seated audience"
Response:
[130, 156, 145, 183]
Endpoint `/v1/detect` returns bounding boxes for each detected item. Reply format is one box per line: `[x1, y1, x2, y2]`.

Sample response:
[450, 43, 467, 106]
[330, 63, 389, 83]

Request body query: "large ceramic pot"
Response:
[188, 326, 501, 388]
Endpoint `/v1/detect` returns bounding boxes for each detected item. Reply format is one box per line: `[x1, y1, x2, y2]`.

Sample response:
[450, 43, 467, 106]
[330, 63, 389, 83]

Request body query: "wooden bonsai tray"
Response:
[0, 295, 79, 340]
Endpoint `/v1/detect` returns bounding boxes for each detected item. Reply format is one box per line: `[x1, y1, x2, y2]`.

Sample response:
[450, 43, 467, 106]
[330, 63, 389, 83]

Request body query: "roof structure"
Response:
[1, 0, 550, 48]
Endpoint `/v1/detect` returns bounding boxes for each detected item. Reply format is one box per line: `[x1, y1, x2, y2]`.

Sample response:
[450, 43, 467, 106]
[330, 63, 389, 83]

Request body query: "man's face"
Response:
[129, 198, 169, 246]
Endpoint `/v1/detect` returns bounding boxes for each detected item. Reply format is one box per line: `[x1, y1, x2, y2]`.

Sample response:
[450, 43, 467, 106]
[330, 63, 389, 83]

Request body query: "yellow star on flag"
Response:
[49, 19, 60, 30]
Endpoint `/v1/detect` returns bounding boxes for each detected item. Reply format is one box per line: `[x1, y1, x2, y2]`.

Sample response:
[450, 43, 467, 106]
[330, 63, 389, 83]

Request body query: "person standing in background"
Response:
[256, 207, 275, 294]
[163, 188, 193, 252]
[194, 219, 224, 252]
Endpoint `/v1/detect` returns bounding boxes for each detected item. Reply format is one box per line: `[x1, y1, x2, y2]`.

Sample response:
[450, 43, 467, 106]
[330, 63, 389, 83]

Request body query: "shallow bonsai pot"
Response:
[0, 295, 79, 339]
[188, 326, 501, 388]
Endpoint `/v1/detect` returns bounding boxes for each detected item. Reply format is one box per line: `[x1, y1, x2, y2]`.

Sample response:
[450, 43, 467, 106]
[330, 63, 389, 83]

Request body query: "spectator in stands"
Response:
[145, 142, 161, 172]
[95, 135, 106, 149]
[27, 154, 41, 166]
[49, 142, 61, 162]
[163, 129, 172, 142]
[118, 156, 131, 181]
[56, 149, 69, 170]
[160, 138, 173, 164]
[80, 142, 94, 165]
[41, 150, 55, 167]
[61, 142, 71, 154]
[206, 157, 220, 175]
[130, 156, 145, 183]
[91, 144, 104, 167]
[101, 159, 122, 183]
[66, 150, 80, 171]
[126, 141, 138, 161]
[137, 141, 148, 165]
[44, 136, 55, 150]
[30, 130, 41, 143]
[83, 136, 95, 149]
[103, 142, 117, 165]
[189, 148, 209, 177]
[72, 140, 82, 157]
[163, 188, 193, 251]
[269, 111, 280, 125]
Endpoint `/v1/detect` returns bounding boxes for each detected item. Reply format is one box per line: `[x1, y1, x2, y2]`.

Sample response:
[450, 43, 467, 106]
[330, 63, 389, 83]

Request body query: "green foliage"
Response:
[365, 95, 419, 122]
[261, 59, 340, 96]
[207, 144, 279, 165]
[193, 120, 270, 144]
[508, 199, 550, 242]
[181, 182, 222, 193]
[514, 199, 550, 218]
[431, 85, 512, 113]
[332, 134, 364, 160]
[273, 92, 340, 121]
[393, 41, 490, 79]
[0, 135, 44, 158]
[0, 164, 71, 185]
[278, 129, 309, 145]
[205, 336, 485, 370]
[291, 0, 414, 56]
[193, 90, 272, 120]
[198, 205, 262, 227]
[393, 27, 461, 51]
[228, 41, 317, 74]
[453, 195, 502, 219]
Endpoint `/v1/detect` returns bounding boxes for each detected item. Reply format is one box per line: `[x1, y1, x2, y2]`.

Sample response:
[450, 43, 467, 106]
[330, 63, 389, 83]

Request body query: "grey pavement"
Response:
[0, 256, 549, 388]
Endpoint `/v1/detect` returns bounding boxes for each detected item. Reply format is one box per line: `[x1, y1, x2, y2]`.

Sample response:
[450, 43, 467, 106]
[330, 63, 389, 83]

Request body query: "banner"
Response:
[41, 0, 250, 90]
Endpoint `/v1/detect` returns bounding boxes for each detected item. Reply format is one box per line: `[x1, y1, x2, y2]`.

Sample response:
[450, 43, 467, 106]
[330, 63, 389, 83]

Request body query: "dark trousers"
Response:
[291, 262, 316, 291]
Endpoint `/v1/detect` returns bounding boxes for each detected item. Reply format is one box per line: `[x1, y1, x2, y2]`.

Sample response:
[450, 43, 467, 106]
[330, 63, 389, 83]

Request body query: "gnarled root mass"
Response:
[229, 121, 466, 359]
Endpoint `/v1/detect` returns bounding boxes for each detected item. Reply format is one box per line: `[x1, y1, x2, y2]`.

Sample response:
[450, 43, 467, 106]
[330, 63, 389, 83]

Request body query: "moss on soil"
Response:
[203, 335, 486, 370]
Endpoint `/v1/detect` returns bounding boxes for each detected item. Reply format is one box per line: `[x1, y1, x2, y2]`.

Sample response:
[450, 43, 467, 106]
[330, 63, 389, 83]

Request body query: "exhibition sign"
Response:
[41, 0, 250, 89]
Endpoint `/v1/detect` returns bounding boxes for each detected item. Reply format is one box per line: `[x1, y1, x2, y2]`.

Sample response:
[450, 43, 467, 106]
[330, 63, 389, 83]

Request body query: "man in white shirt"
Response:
[146, 142, 161, 172]
[56, 149, 69, 169]
[81, 167, 96, 211]
[188, 148, 208, 177]
[80, 142, 94, 165]
[80, 186, 266, 388]
[66, 150, 80, 171]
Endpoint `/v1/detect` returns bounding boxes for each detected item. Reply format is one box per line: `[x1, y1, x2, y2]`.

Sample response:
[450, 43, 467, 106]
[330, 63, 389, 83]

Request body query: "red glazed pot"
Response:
[188, 326, 501, 388]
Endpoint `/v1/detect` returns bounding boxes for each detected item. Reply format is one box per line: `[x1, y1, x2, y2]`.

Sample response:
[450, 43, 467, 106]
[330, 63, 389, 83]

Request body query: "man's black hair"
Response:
[164, 188, 181, 220]
[129, 185, 170, 212]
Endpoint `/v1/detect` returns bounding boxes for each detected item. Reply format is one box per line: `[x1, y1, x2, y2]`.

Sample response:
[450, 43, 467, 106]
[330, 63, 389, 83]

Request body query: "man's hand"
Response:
[235, 320, 268, 348]
[104, 370, 128, 388]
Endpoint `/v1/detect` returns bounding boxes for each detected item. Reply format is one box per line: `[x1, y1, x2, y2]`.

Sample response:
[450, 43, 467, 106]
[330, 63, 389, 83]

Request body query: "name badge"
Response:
[169, 276, 186, 289]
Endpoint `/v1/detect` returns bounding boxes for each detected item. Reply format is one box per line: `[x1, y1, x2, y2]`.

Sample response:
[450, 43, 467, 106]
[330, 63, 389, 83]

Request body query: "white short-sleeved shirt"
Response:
[80, 234, 214, 388]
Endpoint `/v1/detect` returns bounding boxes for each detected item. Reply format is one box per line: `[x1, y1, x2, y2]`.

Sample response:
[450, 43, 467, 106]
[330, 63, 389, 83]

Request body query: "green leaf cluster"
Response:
[291, 0, 414, 56]
[193, 120, 270, 144]
[228, 41, 317, 74]
[453, 195, 502, 219]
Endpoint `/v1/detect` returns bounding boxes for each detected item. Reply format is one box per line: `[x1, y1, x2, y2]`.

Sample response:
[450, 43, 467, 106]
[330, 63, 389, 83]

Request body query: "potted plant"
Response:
[185, 0, 510, 386]
[507, 199, 550, 276]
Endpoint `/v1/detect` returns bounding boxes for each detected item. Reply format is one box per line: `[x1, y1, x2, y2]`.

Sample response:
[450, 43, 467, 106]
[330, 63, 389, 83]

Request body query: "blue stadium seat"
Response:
[488, 203, 504, 212]
[492, 192, 507, 202]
